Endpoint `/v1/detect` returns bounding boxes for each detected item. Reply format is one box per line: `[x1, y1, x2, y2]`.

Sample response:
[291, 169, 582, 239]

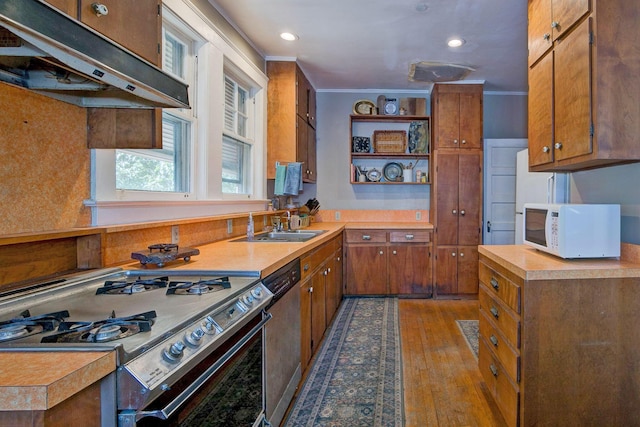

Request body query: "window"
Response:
[223, 75, 252, 194]
[115, 26, 193, 194]
[89, 2, 267, 225]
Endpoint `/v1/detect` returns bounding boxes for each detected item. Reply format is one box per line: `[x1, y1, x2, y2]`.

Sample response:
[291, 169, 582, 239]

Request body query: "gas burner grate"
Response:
[41, 311, 157, 343]
[96, 276, 169, 295]
[0, 310, 70, 342]
[166, 277, 232, 295]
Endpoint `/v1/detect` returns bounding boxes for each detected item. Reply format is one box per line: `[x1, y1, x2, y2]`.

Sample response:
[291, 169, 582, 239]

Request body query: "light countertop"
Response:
[479, 244, 640, 281]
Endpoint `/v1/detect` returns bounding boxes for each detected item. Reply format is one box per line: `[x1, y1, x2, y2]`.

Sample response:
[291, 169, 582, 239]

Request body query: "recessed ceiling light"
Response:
[280, 32, 298, 41]
[447, 38, 465, 48]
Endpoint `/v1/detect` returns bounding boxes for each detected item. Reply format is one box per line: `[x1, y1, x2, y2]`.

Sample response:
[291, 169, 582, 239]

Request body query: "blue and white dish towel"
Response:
[275, 162, 303, 196]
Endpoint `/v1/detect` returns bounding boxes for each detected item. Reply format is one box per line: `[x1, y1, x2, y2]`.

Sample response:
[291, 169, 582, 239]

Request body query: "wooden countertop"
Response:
[0, 351, 116, 410]
[0, 220, 433, 412]
[479, 244, 640, 281]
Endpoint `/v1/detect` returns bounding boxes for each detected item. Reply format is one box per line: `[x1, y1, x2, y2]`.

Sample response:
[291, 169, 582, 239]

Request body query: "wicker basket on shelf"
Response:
[373, 130, 407, 153]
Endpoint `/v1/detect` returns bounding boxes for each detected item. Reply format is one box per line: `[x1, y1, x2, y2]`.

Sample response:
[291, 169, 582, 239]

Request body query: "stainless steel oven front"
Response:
[132, 311, 271, 427]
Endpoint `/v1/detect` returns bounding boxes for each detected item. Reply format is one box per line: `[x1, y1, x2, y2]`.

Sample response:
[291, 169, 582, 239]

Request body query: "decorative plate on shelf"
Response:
[352, 136, 371, 153]
[353, 99, 376, 115]
[408, 120, 429, 154]
[366, 168, 382, 182]
[383, 162, 403, 182]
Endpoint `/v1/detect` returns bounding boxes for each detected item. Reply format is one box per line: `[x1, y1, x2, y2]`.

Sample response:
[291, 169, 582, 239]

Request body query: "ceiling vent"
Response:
[408, 61, 475, 83]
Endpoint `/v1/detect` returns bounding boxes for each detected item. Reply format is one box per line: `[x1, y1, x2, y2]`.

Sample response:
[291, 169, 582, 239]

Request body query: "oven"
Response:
[0, 267, 273, 427]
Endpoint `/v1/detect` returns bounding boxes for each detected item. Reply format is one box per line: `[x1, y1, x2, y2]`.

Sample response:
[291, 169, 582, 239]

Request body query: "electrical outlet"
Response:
[171, 225, 179, 243]
[227, 219, 233, 234]
[416, 211, 422, 221]
[335, 211, 341, 221]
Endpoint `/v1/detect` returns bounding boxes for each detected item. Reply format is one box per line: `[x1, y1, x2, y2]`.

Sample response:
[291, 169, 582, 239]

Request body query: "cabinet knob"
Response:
[490, 306, 500, 319]
[490, 364, 498, 377]
[461, 139, 467, 145]
[379, 251, 384, 255]
[459, 252, 465, 257]
[452, 209, 457, 215]
[542, 146, 550, 153]
[91, 2, 109, 16]
[451, 252, 456, 257]
[392, 250, 397, 255]
[460, 210, 466, 216]
[490, 277, 499, 290]
[490, 335, 499, 347]
[328, 267, 331, 273]
[555, 142, 563, 150]
[543, 33, 551, 41]
[309, 286, 313, 293]
[337, 256, 341, 262]
[551, 21, 559, 29]
[453, 139, 459, 144]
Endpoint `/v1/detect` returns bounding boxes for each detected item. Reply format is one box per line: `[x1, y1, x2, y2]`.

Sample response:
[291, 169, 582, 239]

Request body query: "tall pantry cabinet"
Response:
[528, 0, 640, 172]
[431, 84, 483, 297]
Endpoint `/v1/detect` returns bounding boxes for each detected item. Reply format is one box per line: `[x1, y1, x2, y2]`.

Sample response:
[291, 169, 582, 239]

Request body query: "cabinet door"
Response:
[300, 279, 312, 370]
[434, 92, 461, 149]
[459, 91, 482, 149]
[345, 245, 387, 294]
[389, 244, 432, 295]
[435, 152, 460, 245]
[457, 246, 479, 294]
[435, 246, 458, 295]
[306, 125, 317, 182]
[528, 52, 554, 168]
[551, 0, 590, 41]
[553, 18, 592, 163]
[528, 0, 553, 66]
[308, 85, 317, 129]
[458, 152, 482, 246]
[79, 0, 161, 65]
[310, 267, 326, 352]
[87, 108, 162, 149]
[324, 255, 338, 325]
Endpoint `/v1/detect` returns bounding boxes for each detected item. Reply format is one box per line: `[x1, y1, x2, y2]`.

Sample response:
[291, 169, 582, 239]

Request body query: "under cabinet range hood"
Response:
[0, 0, 190, 109]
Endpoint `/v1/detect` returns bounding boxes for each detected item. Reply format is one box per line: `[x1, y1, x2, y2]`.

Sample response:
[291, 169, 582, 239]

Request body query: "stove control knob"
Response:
[251, 287, 263, 299]
[241, 294, 254, 306]
[201, 316, 218, 335]
[163, 341, 185, 363]
[185, 328, 205, 347]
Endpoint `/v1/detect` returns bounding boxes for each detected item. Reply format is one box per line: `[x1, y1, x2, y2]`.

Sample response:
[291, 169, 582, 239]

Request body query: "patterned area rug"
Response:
[284, 297, 403, 427]
[456, 320, 479, 359]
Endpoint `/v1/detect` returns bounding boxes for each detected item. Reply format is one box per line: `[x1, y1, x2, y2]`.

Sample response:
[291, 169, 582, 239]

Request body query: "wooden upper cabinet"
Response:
[44, 0, 162, 66]
[432, 84, 482, 150]
[528, 0, 640, 172]
[79, 0, 162, 66]
[267, 61, 317, 182]
[87, 109, 162, 149]
[528, 0, 589, 66]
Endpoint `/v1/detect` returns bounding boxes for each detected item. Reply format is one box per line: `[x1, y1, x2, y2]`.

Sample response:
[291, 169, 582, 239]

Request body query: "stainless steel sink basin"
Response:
[233, 229, 327, 242]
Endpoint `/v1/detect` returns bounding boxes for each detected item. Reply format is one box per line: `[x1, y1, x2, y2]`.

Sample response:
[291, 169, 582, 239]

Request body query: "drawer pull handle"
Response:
[405, 234, 414, 240]
[490, 335, 499, 347]
[304, 263, 310, 272]
[490, 277, 499, 290]
[490, 307, 499, 319]
[362, 235, 371, 240]
[490, 364, 498, 377]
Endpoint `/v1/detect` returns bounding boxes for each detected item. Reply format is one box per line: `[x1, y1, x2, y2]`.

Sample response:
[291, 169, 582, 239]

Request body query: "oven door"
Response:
[129, 312, 270, 427]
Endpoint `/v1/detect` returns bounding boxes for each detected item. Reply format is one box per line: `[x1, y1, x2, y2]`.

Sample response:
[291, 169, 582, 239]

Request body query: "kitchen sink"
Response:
[232, 229, 327, 242]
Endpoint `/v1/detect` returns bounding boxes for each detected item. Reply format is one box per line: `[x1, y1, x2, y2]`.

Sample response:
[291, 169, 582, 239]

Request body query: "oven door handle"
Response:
[135, 311, 272, 422]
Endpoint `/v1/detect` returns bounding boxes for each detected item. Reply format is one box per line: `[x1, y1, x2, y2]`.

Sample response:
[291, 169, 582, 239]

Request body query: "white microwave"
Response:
[523, 203, 621, 259]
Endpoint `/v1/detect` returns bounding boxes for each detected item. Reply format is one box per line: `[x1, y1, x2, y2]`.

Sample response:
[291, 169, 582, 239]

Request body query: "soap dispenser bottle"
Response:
[247, 212, 254, 240]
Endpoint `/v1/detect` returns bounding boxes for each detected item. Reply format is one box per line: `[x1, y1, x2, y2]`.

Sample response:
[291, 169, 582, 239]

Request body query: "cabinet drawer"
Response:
[300, 241, 334, 280]
[479, 285, 520, 349]
[479, 262, 521, 313]
[479, 338, 520, 427]
[389, 230, 431, 243]
[479, 309, 519, 383]
[345, 230, 386, 243]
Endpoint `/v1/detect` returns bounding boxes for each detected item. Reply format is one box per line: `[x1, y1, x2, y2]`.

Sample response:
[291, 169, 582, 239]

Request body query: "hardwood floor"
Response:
[399, 299, 507, 427]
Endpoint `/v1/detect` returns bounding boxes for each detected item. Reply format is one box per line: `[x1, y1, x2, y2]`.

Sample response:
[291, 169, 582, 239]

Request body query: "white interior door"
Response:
[483, 139, 528, 244]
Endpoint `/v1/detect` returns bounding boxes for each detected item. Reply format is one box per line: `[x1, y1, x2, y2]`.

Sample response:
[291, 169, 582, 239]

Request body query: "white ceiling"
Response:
[207, 0, 529, 93]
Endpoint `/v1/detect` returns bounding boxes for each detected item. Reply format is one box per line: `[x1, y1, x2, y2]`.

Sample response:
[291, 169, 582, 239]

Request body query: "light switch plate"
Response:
[335, 211, 341, 220]
[227, 219, 233, 234]
[416, 211, 421, 220]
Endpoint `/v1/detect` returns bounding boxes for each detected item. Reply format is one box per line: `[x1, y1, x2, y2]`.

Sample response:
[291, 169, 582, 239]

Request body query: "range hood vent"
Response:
[0, 0, 189, 109]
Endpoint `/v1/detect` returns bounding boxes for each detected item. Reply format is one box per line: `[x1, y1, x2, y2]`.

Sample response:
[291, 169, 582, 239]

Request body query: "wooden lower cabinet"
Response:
[300, 235, 343, 372]
[435, 245, 478, 295]
[345, 229, 432, 296]
[479, 246, 640, 426]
